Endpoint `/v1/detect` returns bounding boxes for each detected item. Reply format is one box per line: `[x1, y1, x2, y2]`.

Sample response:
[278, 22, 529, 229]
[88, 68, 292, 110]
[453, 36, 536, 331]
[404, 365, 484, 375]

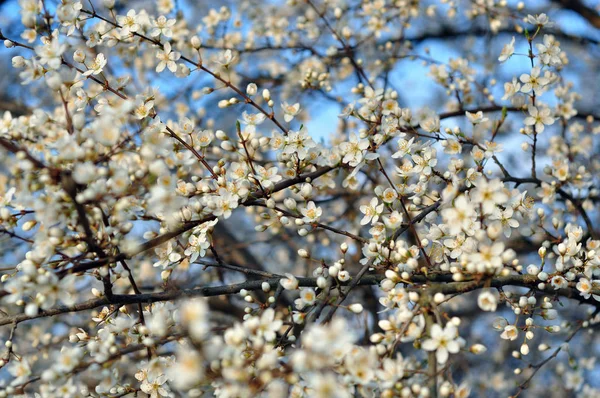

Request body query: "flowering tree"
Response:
[0, 0, 599, 396]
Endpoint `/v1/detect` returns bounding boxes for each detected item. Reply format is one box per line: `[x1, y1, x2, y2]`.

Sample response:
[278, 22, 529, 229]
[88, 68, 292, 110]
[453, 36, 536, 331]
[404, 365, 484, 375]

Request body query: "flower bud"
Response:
[191, 36, 201, 49]
[246, 83, 257, 96]
[73, 49, 86, 63]
[470, 344, 487, 354]
[11, 56, 25, 68]
[348, 303, 363, 314]
[262, 89, 271, 102]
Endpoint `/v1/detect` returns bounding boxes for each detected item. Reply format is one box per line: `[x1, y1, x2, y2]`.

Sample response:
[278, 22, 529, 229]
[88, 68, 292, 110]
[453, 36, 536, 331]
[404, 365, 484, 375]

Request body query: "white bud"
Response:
[11, 56, 25, 68]
[221, 141, 235, 151]
[408, 291, 420, 302]
[328, 266, 339, 277]
[191, 36, 201, 49]
[21, 220, 37, 231]
[284, 198, 297, 210]
[316, 276, 327, 289]
[73, 49, 86, 63]
[526, 264, 539, 275]
[538, 247, 546, 258]
[161, 269, 171, 281]
[300, 183, 312, 198]
[338, 270, 350, 282]
[470, 344, 487, 354]
[340, 242, 348, 253]
[298, 248, 309, 258]
[246, 83, 257, 96]
[348, 303, 363, 314]
[262, 89, 271, 101]
[216, 130, 228, 140]
[433, 292, 445, 304]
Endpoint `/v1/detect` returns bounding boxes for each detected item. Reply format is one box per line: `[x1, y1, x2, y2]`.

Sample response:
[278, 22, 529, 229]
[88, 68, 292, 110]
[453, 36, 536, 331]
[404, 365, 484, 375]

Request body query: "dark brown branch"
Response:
[2, 272, 599, 327]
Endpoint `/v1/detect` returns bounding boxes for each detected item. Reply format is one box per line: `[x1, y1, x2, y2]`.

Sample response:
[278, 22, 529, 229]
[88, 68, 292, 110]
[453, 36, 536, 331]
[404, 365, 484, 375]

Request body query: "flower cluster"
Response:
[0, 2, 598, 398]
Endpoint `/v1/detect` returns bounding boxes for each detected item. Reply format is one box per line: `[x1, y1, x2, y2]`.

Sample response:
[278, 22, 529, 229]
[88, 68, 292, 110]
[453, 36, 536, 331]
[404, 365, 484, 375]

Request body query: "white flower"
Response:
[471, 178, 508, 215]
[498, 36, 515, 62]
[392, 137, 415, 159]
[117, 9, 140, 35]
[441, 195, 476, 235]
[34, 34, 67, 70]
[73, 162, 97, 184]
[550, 275, 568, 290]
[82, 53, 107, 76]
[536, 34, 561, 66]
[419, 115, 440, 133]
[216, 49, 236, 67]
[381, 99, 399, 115]
[421, 323, 460, 364]
[502, 77, 521, 101]
[194, 129, 213, 148]
[380, 187, 398, 203]
[184, 234, 210, 263]
[241, 111, 267, 133]
[156, 42, 181, 73]
[524, 105, 554, 133]
[212, 189, 239, 219]
[411, 147, 437, 176]
[169, 347, 204, 390]
[153, 241, 181, 268]
[133, 100, 154, 119]
[179, 299, 209, 341]
[383, 210, 403, 230]
[252, 308, 283, 342]
[467, 242, 505, 272]
[576, 278, 593, 298]
[309, 372, 350, 398]
[295, 288, 317, 310]
[56, 346, 84, 373]
[280, 273, 299, 290]
[8, 358, 31, 386]
[141, 374, 169, 398]
[477, 290, 498, 312]
[360, 197, 384, 225]
[526, 13, 553, 27]
[179, 117, 195, 134]
[151, 15, 176, 38]
[500, 325, 519, 341]
[301, 201, 322, 223]
[281, 102, 301, 122]
[465, 110, 488, 124]
[94, 117, 120, 146]
[520, 67, 548, 93]
[489, 207, 519, 238]
[282, 126, 316, 160]
[340, 134, 369, 166]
